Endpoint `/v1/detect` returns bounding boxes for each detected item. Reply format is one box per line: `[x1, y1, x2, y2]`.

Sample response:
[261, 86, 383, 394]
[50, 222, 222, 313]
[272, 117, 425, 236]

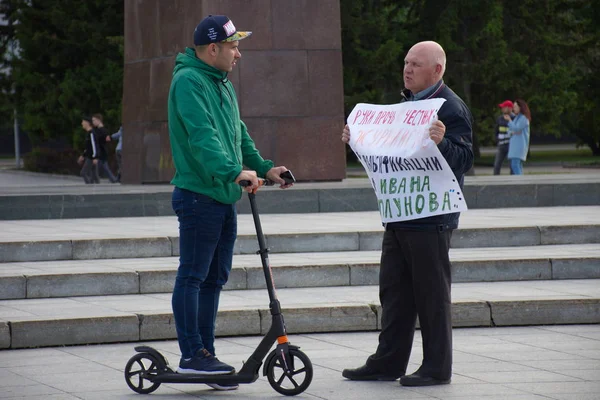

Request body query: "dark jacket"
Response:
[386, 82, 474, 231]
[495, 114, 511, 146]
[82, 129, 98, 160]
[94, 126, 110, 161]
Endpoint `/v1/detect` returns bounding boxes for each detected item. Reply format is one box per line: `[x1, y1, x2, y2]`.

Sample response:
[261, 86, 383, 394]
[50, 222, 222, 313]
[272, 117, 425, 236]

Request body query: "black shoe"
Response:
[342, 364, 400, 381]
[400, 371, 450, 386]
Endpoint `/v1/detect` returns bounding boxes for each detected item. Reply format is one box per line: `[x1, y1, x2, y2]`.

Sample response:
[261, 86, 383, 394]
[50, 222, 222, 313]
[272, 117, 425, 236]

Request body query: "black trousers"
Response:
[366, 228, 453, 380]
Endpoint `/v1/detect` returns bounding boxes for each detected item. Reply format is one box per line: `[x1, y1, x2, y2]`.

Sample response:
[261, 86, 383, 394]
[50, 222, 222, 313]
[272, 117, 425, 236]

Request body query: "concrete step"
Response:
[1, 244, 599, 300]
[1, 173, 599, 220]
[1, 207, 599, 262]
[1, 279, 598, 349]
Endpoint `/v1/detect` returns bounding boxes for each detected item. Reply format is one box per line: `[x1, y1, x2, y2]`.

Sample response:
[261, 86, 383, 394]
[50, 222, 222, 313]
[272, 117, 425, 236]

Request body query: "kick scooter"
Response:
[124, 171, 313, 396]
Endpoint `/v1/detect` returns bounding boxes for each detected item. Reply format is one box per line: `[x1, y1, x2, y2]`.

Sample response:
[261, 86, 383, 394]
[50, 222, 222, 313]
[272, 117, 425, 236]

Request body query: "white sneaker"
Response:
[206, 382, 239, 391]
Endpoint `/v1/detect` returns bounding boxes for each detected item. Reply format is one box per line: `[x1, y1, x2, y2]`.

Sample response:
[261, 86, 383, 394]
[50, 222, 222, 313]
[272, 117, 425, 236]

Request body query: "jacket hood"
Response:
[173, 47, 228, 81]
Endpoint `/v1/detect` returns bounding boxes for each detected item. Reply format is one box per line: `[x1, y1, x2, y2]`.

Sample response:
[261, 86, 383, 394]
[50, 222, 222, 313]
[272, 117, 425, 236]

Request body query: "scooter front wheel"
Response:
[124, 352, 162, 394]
[266, 348, 313, 396]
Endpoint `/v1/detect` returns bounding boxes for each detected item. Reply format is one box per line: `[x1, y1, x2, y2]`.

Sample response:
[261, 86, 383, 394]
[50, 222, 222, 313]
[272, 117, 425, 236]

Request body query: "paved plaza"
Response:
[1, 325, 599, 399]
[0, 166, 598, 399]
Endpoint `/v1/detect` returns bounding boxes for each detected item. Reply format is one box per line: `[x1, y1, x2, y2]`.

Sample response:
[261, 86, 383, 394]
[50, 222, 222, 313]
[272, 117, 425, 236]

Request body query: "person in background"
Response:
[92, 113, 118, 183]
[493, 100, 514, 175]
[506, 99, 531, 175]
[111, 126, 123, 182]
[78, 116, 100, 184]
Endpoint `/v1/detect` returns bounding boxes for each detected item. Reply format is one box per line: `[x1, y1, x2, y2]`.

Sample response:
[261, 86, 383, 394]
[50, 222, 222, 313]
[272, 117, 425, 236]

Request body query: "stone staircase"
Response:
[1, 206, 599, 349]
[1, 173, 599, 220]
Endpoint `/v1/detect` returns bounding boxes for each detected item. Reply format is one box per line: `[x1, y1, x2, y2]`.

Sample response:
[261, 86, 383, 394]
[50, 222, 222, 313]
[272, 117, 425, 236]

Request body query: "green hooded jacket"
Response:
[168, 47, 273, 204]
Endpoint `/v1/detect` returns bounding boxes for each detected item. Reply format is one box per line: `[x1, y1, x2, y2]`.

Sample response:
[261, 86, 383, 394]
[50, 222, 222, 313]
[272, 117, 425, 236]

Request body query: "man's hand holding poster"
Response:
[348, 99, 468, 223]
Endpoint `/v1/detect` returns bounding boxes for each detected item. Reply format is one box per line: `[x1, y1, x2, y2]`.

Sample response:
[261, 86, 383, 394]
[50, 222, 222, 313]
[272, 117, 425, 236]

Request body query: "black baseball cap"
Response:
[193, 15, 252, 46]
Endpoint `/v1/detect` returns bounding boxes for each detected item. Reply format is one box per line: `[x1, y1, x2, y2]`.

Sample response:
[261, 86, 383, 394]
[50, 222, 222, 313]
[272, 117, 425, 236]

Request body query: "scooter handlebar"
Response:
[239, 170, 296, 188]
[239, 178, 272, 188]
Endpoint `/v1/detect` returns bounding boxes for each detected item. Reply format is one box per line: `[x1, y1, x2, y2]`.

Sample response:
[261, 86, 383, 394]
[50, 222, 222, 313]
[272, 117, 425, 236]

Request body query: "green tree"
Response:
[6, 0, 123, 149]
[340, 0, 413, 161]
[500, 0, 587, 138]
[0, 0, 18, 132]
[410, 0, 593, 151]
[340, 0, 599, 157]
[340, 0, 412, 113]
[409, 0, 511, 156]
[562, 0, 600, 155]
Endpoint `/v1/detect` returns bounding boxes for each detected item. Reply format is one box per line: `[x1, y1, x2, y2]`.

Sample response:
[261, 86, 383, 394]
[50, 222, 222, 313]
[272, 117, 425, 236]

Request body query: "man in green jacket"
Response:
[168, 15, 292, 388]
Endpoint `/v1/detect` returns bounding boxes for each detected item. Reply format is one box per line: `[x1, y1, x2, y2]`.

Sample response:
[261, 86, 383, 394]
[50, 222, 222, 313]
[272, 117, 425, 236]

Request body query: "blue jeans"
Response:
[171, 187, 237, 359]
[510, 158, 523, 175]
[98, 159, 118, 183]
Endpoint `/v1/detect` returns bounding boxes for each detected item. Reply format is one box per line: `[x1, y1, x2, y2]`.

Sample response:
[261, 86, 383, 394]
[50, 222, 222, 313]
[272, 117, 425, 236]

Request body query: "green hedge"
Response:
[24, 146, 118, 177]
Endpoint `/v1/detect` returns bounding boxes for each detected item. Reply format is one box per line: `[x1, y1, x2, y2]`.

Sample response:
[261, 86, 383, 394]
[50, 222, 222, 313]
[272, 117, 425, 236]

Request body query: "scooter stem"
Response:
[247, 192, 279, 308]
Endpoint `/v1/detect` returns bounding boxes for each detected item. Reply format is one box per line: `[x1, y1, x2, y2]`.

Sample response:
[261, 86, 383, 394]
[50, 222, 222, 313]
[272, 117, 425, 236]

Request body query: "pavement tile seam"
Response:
[537, 325, 600, 337]
[489, 338, 599, 366]
[18, 352, 124, 377]
[452, 348, 523, 365]
[494, 382, 573, 399]
[6, 366, 77, 398]
[508, 364, 598, 385]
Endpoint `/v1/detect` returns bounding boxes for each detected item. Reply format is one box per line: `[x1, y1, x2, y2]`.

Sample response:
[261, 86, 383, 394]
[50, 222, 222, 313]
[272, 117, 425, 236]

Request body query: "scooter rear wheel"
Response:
[266, 348, 313, 396]
[124, 352, 162, 394]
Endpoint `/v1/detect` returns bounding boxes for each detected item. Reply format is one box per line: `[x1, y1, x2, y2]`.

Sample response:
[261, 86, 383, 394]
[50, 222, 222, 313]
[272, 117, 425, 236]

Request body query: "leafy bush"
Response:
[23, 146, 81, 175]
[23, 142, 119, 177]
[2, 0, 123, 149]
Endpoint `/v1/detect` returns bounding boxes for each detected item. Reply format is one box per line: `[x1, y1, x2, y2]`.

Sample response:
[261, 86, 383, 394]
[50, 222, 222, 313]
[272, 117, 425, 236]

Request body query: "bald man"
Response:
[341, 41, 474, 387]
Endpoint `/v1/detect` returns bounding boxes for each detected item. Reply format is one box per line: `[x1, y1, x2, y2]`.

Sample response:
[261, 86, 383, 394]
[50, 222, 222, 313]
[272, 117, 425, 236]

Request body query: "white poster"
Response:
[348, 99, 468, 223]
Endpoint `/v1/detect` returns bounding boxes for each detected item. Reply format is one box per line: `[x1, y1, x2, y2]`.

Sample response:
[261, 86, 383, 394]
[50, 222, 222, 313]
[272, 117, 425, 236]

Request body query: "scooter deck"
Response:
[148, 370, 260, 385]
[134, 346, 262, 385]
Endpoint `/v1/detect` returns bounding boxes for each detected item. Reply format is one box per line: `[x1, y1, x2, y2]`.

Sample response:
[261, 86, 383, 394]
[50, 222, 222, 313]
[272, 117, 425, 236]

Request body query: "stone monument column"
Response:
[122, 0, 345, 183]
